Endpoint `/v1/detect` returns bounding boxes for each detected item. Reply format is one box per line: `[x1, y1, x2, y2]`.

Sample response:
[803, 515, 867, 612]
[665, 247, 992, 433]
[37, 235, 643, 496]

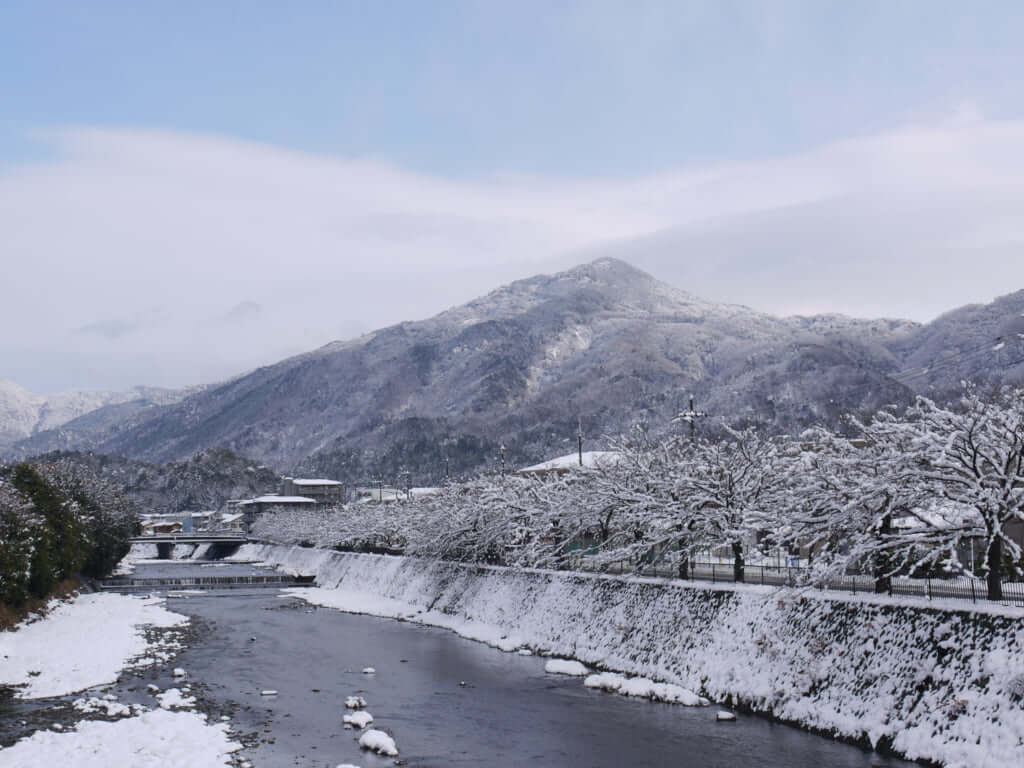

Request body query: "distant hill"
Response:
[5, 258, 1024, 485]
[19, 447, 282, 515]
[0, 381, 199, 453]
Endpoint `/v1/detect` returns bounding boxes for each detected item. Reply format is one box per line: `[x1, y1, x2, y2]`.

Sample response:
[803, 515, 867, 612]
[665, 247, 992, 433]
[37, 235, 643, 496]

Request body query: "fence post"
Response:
[970, 579, 976, 604]
[852, 577, 856, 595]
[712, 563, 716, 583]
[926, 578, 932, 601]
[760, 566, 765, 586]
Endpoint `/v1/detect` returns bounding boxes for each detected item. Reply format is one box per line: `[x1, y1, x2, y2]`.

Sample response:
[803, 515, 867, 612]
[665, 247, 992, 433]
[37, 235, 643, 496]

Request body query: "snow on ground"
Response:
[0, 708, 241, 767]
[345, 695, 367, 709]
[343, 711, 374, 728]
[113, 542, 158, 575]
[544, 659, 589, 676]
[358, 729, 398, 756]
[249, 544, 1024, 768]
[583, 672, 708, 705]
[71, 697, 141, 718]
[0, 592, 187, 698]
[156, 688, 196, 710]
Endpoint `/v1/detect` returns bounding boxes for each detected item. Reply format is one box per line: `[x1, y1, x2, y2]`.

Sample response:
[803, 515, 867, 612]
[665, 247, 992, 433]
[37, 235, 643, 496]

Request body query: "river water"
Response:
[124, 559, 924, 768]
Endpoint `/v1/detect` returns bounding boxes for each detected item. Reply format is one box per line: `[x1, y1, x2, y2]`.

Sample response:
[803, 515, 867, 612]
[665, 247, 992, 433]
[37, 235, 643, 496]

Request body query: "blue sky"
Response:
[2, 2, 1024, 393]
[4, 1, 1022, 176]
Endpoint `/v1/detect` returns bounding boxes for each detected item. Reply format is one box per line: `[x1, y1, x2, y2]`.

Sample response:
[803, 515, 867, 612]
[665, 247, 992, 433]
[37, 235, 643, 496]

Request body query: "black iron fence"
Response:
[589, 560, 1024, 608]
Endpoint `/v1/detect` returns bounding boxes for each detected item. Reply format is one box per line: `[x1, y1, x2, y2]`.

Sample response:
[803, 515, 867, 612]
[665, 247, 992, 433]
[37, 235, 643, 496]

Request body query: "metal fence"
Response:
[590, 560, 1024, 608]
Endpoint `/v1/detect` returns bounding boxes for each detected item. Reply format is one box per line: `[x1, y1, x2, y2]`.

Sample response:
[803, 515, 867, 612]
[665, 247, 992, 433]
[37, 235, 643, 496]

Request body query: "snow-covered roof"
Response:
[220, 512, 244, 523]
[518, 451, 621, 475]
[291, 478, 342, 486]
[239, 495, 317, 505]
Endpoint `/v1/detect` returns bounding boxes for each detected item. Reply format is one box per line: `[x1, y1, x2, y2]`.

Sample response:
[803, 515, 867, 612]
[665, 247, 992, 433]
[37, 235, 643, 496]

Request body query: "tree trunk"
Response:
[677, 541, 689, 580]
[986, 535, 1003, 601]
[732, 541, 745, 583]
[873, 514, 892, 594]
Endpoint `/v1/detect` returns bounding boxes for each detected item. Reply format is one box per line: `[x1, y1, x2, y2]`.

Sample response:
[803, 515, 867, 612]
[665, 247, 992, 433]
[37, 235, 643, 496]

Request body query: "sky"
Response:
[2, 1, 1024, 394]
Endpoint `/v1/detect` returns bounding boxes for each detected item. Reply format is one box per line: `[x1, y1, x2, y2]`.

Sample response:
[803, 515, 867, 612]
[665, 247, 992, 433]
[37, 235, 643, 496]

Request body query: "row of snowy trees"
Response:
[258, 387, 1024, 601]
[0, 461, 139, 608]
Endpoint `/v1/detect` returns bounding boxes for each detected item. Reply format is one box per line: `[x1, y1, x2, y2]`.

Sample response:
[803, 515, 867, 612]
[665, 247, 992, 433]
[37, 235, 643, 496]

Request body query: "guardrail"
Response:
[591, 560, 1024, 607]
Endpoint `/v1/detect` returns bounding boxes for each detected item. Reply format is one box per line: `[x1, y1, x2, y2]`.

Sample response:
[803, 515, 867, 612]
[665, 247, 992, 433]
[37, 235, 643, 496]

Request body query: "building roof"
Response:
[239, 495, 317, 505]
[517, 450, 621, 475]
[291, 478, 342, 486]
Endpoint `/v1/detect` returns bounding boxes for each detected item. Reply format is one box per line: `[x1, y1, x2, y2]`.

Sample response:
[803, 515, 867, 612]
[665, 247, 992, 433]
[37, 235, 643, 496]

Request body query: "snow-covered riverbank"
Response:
[0, 591, 242, 767]
[0, 592, 186, 698]
[241, 543, 1024, 768]
[0, 708, 241, 768]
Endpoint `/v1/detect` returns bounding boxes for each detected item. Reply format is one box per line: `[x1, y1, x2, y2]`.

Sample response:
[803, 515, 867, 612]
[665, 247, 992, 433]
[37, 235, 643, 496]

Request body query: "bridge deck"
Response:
[129, 534, 251, 545]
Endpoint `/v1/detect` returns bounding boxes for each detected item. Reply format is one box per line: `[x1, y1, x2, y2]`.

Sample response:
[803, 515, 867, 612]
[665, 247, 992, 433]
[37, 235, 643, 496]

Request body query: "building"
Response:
[139, 515, 183, 536]
[280, 477, 345, 505]
[230, 495, 319, 531]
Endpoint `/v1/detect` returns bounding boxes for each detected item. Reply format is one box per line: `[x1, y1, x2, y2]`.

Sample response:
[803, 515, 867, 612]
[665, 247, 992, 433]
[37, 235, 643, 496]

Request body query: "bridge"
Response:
[130, 533, 251, 545]
[130, 533, 253, 560]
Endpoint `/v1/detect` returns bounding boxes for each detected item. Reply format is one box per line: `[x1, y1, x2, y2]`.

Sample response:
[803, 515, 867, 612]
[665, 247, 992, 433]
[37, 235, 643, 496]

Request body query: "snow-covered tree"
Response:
[780, 420, 957, 593]
[904, 387, 1024, 600]
[678, 427, 784, 582]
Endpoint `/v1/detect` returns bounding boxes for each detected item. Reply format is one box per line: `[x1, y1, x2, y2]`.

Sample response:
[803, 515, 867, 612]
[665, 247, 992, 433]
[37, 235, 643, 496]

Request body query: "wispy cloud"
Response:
[2, 113, 1023, 392]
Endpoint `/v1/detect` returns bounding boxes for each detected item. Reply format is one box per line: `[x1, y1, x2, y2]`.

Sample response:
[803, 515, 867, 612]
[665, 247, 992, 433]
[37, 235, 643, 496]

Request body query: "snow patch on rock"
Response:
[544, 659, 589, 676]
[358, 728, 398, 756]
[343, 710, 374, 729]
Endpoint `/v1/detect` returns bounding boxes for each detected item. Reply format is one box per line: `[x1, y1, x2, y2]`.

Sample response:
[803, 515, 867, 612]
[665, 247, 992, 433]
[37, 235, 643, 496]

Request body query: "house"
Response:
[516, 451, 621, 478]
[232, 494, 319, 530]
[280, 477, 345, 505]
[139, 515, 183, 536]
[218, 512, 245, 532]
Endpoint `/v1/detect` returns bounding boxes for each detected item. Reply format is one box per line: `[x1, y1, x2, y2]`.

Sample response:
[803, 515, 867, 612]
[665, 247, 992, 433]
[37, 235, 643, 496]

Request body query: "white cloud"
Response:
[2, 114, 1023, 393]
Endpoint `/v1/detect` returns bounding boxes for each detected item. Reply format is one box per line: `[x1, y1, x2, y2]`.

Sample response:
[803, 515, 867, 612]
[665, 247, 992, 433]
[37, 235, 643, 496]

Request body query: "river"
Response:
[111, 558, 925, 768]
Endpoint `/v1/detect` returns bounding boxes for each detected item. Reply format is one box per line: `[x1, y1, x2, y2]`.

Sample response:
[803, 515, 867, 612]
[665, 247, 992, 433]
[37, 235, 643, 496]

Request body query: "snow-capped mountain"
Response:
[0, 381, 197, 451]
[6, 257, 1024, 481]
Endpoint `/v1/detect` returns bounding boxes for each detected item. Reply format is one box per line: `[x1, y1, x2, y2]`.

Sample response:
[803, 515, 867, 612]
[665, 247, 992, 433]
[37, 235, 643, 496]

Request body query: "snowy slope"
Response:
[0, 379, 45, 446]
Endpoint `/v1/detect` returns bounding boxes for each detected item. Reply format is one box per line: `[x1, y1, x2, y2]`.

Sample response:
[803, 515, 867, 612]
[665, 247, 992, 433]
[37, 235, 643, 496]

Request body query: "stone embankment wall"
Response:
[239, 543, 1024, 768]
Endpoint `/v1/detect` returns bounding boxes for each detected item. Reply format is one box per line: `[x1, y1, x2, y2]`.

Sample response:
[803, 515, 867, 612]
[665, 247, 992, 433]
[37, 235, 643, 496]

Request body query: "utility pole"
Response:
[444, 455, 450, 482]
[499, 443, 506, 477]
[676, 395, 708, 439]
[373, 475, 383, 503]
[577, 419, 584, 467]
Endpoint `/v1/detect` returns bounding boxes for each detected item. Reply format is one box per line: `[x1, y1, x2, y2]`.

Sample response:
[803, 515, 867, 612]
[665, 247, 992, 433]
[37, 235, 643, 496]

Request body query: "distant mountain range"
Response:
[4, 258, 1024, 485]
[0, 380, 199, 451]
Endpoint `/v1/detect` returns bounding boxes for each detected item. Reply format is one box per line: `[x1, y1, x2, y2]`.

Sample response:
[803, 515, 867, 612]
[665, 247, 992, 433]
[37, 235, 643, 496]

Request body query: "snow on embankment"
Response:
[0, 592, 187, 698]
[237, 543, 1024, 768]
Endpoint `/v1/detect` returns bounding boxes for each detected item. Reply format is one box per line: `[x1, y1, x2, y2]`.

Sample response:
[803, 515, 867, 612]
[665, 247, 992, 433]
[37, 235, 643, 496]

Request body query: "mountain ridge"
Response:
[5, 258, 1023, 483]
